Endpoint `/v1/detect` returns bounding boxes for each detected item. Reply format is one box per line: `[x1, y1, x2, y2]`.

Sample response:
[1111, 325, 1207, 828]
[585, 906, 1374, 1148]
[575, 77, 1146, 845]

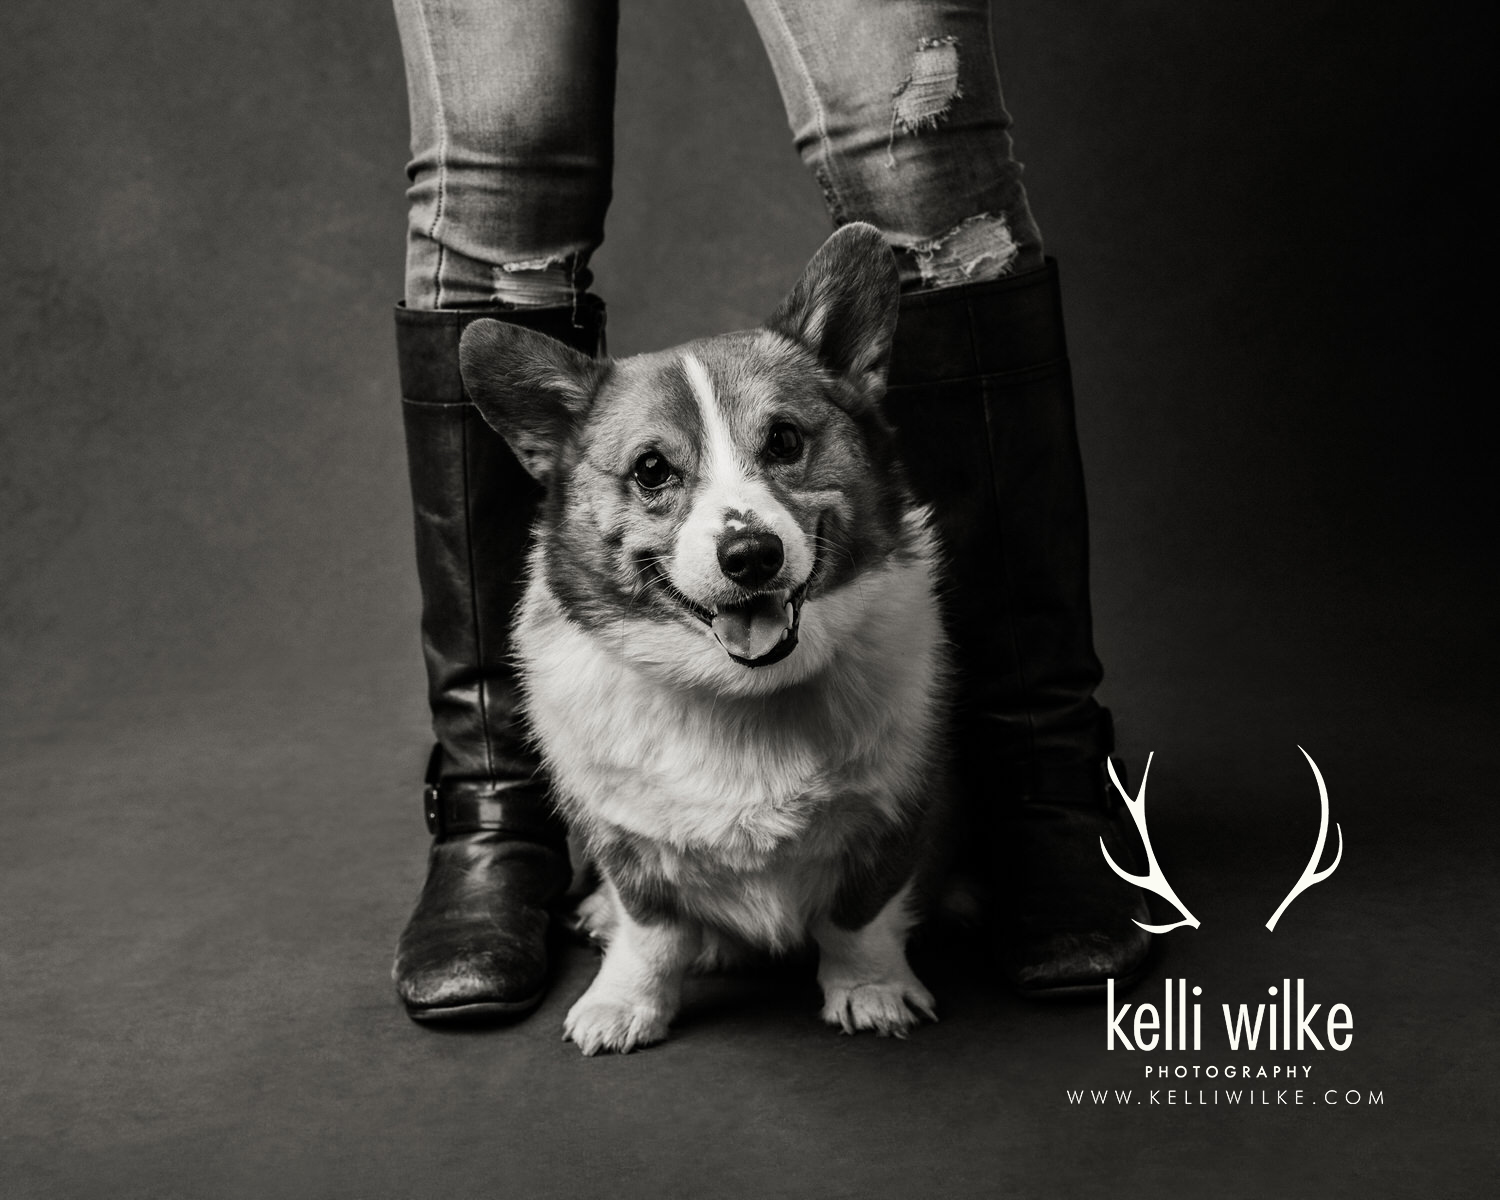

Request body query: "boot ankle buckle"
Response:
[421, 775, 568, 844]
[422, 743, 444, 833]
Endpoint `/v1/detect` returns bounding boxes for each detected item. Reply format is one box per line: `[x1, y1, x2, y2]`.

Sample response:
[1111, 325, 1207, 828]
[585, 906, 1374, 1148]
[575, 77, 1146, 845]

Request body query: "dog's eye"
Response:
[765, 422, 803, 461]
[633, 451, 676, 491]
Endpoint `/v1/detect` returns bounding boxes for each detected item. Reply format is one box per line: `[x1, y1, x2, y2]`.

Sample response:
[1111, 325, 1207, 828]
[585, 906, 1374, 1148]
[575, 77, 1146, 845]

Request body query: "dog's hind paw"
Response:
[563, 997, 672, 1056]
[567, 885, 619, 948]
[820, 979, 937, 1039]
[690, 928, 749, 975]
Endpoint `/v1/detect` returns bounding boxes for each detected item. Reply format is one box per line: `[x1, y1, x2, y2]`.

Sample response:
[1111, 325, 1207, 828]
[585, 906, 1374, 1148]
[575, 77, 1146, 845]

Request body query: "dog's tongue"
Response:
[711, 594, 789, 661]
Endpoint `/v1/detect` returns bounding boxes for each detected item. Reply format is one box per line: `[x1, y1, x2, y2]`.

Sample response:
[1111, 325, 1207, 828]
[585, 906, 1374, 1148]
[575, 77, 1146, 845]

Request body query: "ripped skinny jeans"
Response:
[394, 0, 1044, 310]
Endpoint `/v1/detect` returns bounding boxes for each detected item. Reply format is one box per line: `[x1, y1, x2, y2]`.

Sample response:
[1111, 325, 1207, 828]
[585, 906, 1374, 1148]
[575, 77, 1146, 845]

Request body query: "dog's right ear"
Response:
[458, 320, 604, 483]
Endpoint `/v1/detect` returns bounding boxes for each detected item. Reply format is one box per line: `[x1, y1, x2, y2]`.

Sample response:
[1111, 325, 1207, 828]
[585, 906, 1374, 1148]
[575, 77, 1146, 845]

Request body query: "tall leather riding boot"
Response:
[391, 296, 606, 1022]
[883, 261, 1152, 997]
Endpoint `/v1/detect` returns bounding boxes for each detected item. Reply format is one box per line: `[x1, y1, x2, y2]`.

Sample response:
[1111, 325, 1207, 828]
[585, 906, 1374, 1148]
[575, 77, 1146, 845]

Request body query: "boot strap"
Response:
[422, 746, 568, 843]
[996, 761, 1104, 804]
[993, 708, 1121, 812]
[423, 779, 568, 842]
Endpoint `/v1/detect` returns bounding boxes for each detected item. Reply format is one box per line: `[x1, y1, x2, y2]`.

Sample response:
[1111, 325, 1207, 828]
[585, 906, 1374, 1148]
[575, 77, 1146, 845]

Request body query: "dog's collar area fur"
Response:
[650, 569, 813, 669]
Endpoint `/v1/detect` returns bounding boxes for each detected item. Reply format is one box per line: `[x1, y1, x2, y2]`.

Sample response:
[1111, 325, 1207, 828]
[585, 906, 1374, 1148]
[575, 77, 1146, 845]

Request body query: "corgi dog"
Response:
[458, 223, 950, 1055]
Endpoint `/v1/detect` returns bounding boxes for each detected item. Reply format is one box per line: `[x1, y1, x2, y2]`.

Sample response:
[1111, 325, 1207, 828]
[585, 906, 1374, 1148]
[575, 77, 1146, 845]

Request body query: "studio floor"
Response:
[3, 558, 1492, 1199]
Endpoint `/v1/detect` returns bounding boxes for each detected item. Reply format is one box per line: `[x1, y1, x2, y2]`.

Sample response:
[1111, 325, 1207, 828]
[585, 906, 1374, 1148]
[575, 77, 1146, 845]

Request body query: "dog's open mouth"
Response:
[709, 588, 805, 667]
[651, 573, 810, 669]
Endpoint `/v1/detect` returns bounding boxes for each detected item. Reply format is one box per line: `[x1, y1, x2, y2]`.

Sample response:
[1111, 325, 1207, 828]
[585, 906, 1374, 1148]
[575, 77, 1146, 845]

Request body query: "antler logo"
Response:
[1100, 748, 1342, 932]
[1265, 747, 1343, 931]
[1101, 753, 1200, 934]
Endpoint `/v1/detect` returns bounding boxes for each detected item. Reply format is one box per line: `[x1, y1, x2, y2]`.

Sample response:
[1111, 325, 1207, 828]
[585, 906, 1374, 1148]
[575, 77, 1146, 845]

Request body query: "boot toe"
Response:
[1009, 922, 1152, 997]
[999, 779, 1157, 997]
[393, 834, 563, 1024]
[395, 927, 551, 1020]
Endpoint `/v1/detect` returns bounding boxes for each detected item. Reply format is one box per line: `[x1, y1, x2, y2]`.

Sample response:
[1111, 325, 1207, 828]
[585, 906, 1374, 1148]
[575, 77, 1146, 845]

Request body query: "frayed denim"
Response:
[394, 0, 1041, 309]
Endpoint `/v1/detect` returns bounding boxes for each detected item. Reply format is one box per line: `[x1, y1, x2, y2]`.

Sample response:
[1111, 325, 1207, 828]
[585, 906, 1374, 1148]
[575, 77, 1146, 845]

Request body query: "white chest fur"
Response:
[516, 523, 946, 940]
[510, 525, 942, 948]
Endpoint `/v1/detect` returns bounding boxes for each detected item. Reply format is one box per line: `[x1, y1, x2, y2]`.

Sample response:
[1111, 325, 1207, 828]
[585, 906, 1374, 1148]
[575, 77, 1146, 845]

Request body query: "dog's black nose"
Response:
[717, 529, 784, 588]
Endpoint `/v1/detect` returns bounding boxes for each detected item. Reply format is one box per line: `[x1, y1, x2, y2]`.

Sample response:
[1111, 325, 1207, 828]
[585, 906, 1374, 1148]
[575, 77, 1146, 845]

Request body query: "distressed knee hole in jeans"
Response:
[898, 213, 1020, 289]
[887, 36, 963, 167]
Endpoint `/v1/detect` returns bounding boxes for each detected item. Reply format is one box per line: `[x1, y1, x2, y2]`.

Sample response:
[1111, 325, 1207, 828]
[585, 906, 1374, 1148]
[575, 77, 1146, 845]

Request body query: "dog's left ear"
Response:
[459, 320, 604, 483]
[766, 222, 901, 405]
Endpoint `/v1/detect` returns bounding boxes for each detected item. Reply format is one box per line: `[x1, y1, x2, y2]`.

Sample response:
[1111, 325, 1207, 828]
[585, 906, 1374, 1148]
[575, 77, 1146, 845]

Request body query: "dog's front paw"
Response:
[564, 993, 672, 1056]
[820, 978, 937, 1039]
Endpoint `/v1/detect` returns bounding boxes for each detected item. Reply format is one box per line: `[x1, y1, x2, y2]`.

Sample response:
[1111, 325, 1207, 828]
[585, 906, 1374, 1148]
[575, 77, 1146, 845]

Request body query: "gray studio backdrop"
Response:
[1, 0, 1484, 735]
[2, 1, 1492, 1197]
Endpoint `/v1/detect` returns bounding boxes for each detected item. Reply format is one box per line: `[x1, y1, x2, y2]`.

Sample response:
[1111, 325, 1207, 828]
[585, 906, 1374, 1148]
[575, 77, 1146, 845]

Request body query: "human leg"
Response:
[396, 0, 616, 310]
[743, 0, 1043, 290]
[744, 0, 1151, 993]
[390, 0, 615, 1021]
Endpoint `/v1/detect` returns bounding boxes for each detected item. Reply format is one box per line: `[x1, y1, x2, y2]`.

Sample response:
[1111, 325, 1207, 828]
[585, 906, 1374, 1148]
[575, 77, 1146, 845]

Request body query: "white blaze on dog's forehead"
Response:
[682, 352, 745, 485]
